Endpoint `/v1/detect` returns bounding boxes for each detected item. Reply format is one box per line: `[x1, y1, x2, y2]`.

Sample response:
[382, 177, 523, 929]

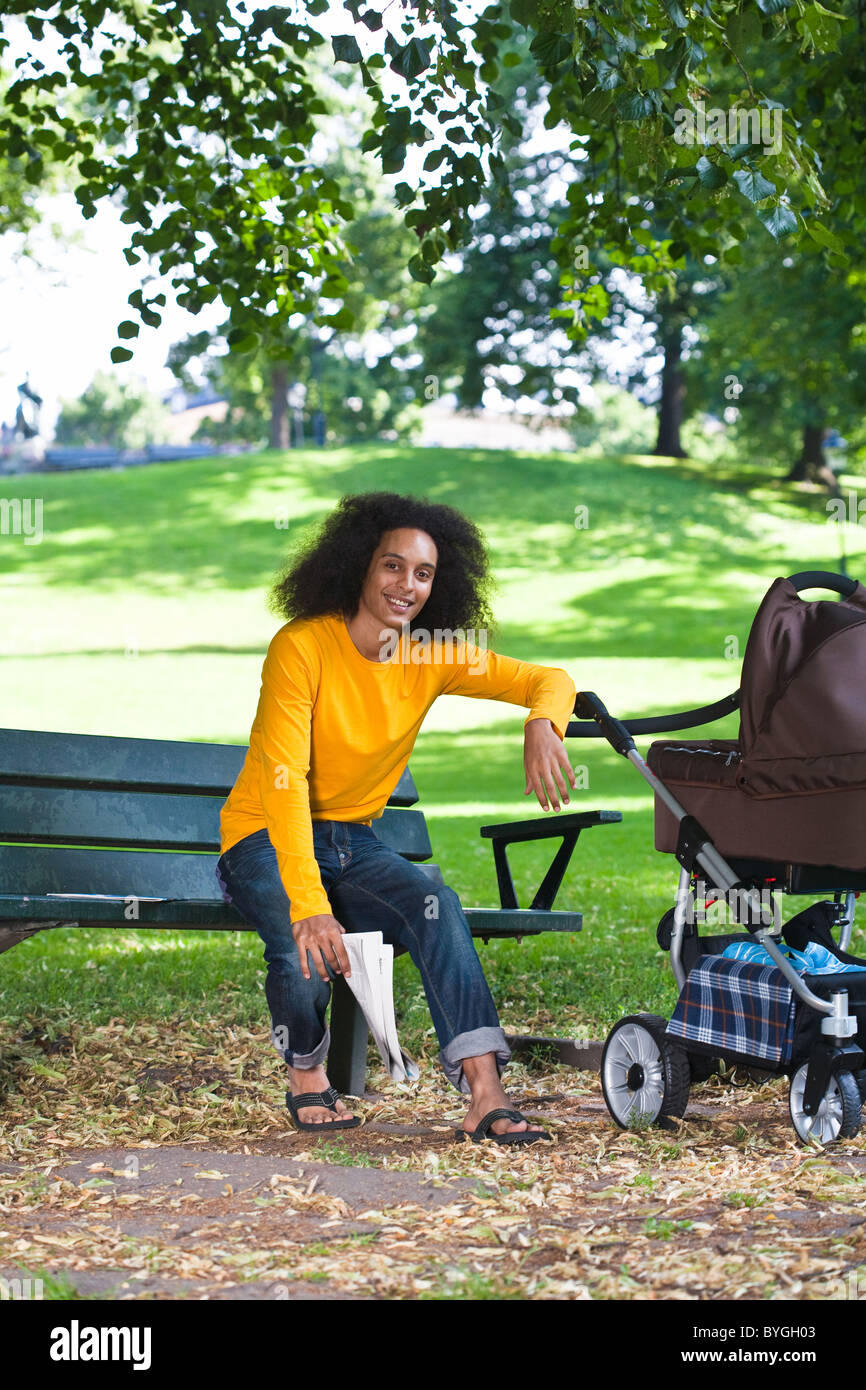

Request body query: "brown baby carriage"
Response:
[569, 572, 866, 1144]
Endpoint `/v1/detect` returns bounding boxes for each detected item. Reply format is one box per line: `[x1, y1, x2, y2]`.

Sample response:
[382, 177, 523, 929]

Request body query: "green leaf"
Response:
[583, 89, 613, 119]
[320, 306, 355, 329]
[117, 320, 140, 339]
[798, 2, 842, 50]
[759, 203, 798, 238]
[595, 60, 622, 90]
[529, 31, 572, 66]
[732, 168, 777, 202]
[408, 253, 435, 284]
[389, 37, 432, 80]
[226, 331, 260, 353]
[657, 35, 690, 82]
[805, 220, 844, 251]
[332, 34, 363, 63]
[110, 347, 133, 363]
[662, 0, 689, 28]
[616, 91, 654, 121]
[510, 0, 537, 24]
[668, 239, 689, 261]
[696, 155, 727, 189]
[726, 8, 763, 54]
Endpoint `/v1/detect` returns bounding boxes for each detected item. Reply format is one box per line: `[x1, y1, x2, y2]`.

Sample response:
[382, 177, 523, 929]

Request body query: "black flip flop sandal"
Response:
[455, 1107, 552, 1146]
[286, 1085, 361, 1132]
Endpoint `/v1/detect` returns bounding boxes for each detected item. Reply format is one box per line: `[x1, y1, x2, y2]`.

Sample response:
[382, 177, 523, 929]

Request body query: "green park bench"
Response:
[0, 728, 621, 1094]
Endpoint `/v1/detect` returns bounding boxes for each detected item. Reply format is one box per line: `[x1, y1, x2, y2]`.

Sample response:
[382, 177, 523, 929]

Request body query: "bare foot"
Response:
[463, 1091, 547, 1138]
[287, 1064, 353, 1126]
[461, 1053, 548, 1138]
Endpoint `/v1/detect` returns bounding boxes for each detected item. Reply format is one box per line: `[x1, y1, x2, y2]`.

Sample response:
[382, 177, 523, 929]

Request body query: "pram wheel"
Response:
[789, 1064, 862, 1144]
[601, 1013, 690, 1131]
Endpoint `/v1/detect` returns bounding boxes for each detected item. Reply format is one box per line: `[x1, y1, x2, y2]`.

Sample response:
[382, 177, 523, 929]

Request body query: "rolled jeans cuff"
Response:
[440, 1027, 512, 1095]
[271, 1024, 331, 1071]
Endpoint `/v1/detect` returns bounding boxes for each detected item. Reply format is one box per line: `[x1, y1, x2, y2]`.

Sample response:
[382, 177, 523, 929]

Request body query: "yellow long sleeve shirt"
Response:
[219, 612, 576, 924]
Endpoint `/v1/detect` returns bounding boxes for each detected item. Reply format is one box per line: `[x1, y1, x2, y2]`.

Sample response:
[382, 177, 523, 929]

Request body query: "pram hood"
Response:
[738, 575, 866, 796]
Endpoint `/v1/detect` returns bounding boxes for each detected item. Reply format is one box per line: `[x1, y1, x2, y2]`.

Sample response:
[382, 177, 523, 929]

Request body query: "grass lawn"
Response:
[2, 442, 866, 1053]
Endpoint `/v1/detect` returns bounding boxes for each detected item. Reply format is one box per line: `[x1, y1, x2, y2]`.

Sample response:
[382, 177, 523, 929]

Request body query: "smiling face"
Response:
[358, 527, 438, 632]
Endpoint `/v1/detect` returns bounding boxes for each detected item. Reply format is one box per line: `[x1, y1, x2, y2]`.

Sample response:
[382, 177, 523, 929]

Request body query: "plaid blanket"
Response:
[666, 955, 796, 1065]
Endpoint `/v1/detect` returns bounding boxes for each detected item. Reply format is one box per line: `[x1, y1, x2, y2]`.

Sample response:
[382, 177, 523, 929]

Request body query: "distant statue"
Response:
[15, 377, 42, 440]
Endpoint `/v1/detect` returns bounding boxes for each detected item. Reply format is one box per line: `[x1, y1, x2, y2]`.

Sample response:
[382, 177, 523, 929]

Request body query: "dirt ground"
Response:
[2, 1021, 866, 1301]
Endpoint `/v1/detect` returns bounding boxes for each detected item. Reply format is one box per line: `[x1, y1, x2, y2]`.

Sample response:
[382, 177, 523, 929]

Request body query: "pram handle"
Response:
[787, 569, 857, 597]
[573, 691, 637, 755]
[567, 691, 739, 740]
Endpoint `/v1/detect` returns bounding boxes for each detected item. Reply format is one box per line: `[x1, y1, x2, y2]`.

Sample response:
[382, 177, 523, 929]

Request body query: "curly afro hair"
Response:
[268, 492, 495, 633]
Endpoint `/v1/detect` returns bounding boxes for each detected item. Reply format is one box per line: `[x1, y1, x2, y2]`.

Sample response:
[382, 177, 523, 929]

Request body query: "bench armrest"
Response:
[479, 810, 621, 842]
[478, 809, 623, 911]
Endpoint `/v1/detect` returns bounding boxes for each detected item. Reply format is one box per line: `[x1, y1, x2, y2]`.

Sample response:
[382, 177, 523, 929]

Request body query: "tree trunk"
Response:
[786, 423, 840, 495]
[269, 364, 289, 450]
[654, 327, 687, 458]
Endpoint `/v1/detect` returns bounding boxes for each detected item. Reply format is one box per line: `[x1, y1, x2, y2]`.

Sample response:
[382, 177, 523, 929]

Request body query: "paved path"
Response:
[0, 1144, 492, 1300]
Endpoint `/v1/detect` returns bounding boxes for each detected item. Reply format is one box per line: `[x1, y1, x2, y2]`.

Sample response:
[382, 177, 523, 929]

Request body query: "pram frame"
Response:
[568, 572, 866, 1137]
[572, 691, 855, 1037]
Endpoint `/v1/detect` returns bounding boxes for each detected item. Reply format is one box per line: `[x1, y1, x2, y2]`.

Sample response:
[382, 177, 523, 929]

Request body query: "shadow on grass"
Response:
[3, 447, 855, 618]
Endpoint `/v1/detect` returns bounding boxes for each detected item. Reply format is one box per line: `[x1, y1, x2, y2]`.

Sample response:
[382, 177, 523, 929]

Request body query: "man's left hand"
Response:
[524, 718, 576, 811]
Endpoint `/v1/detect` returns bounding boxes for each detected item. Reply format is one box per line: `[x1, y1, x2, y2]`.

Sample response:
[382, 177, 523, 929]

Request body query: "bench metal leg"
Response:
[0, 923, 51, 956]
[328, 977, 369, 1097]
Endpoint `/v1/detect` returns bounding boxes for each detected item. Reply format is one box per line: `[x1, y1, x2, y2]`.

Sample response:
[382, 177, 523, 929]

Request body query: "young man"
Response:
[217, 493, 576, 1145]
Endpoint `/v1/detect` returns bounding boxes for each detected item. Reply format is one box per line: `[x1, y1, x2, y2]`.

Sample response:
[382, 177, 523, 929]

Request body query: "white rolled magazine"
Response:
[341, 932, 419, 1083]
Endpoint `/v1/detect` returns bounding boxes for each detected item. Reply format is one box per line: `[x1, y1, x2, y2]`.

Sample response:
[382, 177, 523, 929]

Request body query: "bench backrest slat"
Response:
[0, 844, 227, 898]
[0, 789, 431, 860]
[0, 729, 420, 804]
[0, 729, 246, 794]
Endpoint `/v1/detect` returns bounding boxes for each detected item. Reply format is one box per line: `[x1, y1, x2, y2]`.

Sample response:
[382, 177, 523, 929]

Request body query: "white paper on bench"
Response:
[342, 931, 419, 1083]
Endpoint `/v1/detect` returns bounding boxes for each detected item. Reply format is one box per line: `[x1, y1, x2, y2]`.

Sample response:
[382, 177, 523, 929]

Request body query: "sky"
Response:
[0, 194, 224, 435]
[1, 4, 356, 434]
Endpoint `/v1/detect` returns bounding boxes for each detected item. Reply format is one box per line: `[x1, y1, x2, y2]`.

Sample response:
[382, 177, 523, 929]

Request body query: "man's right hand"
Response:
[292, 913, 351, 982]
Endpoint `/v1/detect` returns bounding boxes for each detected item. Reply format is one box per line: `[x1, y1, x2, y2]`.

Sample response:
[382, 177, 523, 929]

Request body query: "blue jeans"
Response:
[215, 821, 510, 1093]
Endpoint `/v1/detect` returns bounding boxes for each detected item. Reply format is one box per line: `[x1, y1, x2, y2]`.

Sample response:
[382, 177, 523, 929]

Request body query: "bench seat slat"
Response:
[0, 896, 580, 936]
